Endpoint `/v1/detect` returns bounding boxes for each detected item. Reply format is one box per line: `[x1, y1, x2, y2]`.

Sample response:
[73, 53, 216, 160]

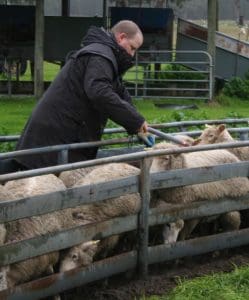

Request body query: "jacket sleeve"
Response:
[118, 77, 133, 105]
[83, 55, 145, 134]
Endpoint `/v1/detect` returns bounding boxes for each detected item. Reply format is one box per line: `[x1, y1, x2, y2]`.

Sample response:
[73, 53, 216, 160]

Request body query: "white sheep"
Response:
[0, 185, 11, 245]
[195, 124, 249, 160]
[150, 142, 249, 242]
[59, 240, 100, 272]
[59, 162, 142, 272]
[0, 174, 73, 290]
[58, 166, 96, 188]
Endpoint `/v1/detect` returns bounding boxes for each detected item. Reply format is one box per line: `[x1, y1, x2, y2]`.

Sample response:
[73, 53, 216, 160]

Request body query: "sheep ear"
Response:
[85, 240, 100, 253]
[205, 124, 212, 128]
[82, 240, 100, 250]
[218, 124, 226, 133]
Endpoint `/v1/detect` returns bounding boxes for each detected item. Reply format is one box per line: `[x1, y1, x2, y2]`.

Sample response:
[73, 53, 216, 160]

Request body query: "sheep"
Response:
[0, 165, 142, 289]
[150, 142, 249, 242]
[0, 174, 75, 290]
[195, 124, 249, 227]
[59, 162, 142, 272]
[195, 124, 249, 160]
[59, 240, 100, 272]
[58, 166, 96, 188]
[0, 185, 12, 245]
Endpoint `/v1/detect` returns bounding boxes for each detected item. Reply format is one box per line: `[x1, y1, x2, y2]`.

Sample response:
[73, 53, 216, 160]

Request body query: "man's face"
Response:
[116, 32, 143, 57]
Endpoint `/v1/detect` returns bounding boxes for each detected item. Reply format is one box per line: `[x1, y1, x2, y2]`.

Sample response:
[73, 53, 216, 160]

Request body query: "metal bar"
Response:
[0, 175, 139, 222]
[129, 70, 209, 74]
[2, 160, 249, 224]
[148, 127, 186, 145]
[208, 50, 214, 101]
[57, 149, 68, 164]
[133, 49, 212, 100]
[136, 87, 209, 91]
[239, 131, 249, 141]
[137, 158, 151, 278]
[148, 227, 249, 264]
[139, 60, 209, 65]
[140, 79, 209, 82]
[0, 213, 139, 266]
[150, 161, 249, 190]
[0, 120, 248, 141]
[150, 119, 249, 127]
[149, 194, 249, 226]
[2, 227, 249, 300]
[0, 137, 139, 160]
[0, 251, 138, 300]
[2, 190, 249, 267]
[0, 124, 249, 143]
[2, 141, 249, 183]
[135, 52, 138, 97]
[7, 59, 12, 97]
[133, 96, 210, 100]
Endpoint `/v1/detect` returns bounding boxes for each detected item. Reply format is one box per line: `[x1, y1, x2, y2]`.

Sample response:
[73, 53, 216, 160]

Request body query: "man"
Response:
[13, 20, 147, 170]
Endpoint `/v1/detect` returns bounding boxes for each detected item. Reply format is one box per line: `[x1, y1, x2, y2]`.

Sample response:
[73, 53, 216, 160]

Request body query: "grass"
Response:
[0, 61, 60, 82]
[144, 265, 249, 300]
[0, 95, 249, 136]
[0, 96, 35, 135]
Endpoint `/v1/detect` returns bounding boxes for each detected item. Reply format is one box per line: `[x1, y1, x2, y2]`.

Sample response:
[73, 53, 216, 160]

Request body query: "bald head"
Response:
[111, 20, 143, 39]
[111, 20, 143, 56]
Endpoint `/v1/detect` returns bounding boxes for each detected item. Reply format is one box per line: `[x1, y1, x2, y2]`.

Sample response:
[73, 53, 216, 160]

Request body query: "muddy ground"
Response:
[61, 244, 249, 300]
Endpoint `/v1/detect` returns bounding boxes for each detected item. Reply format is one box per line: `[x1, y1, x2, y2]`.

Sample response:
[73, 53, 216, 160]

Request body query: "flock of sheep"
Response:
[0, 123, 249, 294]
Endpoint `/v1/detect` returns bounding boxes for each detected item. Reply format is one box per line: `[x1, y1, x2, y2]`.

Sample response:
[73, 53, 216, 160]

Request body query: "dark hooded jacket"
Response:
[15, 26, 145, 169]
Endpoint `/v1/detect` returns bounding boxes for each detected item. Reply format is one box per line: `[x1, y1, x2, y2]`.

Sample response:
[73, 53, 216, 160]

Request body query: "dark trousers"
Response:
[0, 159, 27, 175]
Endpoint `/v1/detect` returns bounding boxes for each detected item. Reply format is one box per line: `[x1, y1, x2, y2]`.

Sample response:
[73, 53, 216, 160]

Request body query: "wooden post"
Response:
[137, 158, 151, 279]
[207, 0, 216, 101]
[62, 0, 70, 17]
[216, 0, 219, 31]
[34, 0, 44, 99]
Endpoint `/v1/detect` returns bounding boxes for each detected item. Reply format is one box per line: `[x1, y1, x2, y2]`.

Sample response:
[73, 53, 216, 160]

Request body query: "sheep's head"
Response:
[150, 142, 183, 172]
[59, 240, 100, 272]
[197, 124, 229, 144]
[163, 219, 184, 244]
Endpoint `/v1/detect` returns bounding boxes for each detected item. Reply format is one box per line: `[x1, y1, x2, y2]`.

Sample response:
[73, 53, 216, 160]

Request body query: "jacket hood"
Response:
[81, 26, 134, 75]
[81, 26, 116, 49]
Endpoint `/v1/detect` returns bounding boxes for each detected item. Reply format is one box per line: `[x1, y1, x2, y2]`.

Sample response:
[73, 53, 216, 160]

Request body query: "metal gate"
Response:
[125, 49, 213, 102]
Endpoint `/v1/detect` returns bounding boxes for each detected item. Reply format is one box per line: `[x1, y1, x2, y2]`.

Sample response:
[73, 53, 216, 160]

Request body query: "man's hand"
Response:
[137, 121, 155, 147]
[138, 121, 148, 134]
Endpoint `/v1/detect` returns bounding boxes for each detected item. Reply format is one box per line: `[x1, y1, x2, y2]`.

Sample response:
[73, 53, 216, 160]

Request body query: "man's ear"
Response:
[116, 32, 126, 43]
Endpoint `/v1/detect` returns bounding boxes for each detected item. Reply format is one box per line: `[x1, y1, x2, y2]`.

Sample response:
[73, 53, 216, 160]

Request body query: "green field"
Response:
[0, 94, 248, 136]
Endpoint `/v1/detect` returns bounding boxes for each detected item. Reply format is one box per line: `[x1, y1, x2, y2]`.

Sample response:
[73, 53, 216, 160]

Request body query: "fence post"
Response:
[57, 149, 68, 165]
[137, 157, 151, 279]
[239, 132, 249, 141]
